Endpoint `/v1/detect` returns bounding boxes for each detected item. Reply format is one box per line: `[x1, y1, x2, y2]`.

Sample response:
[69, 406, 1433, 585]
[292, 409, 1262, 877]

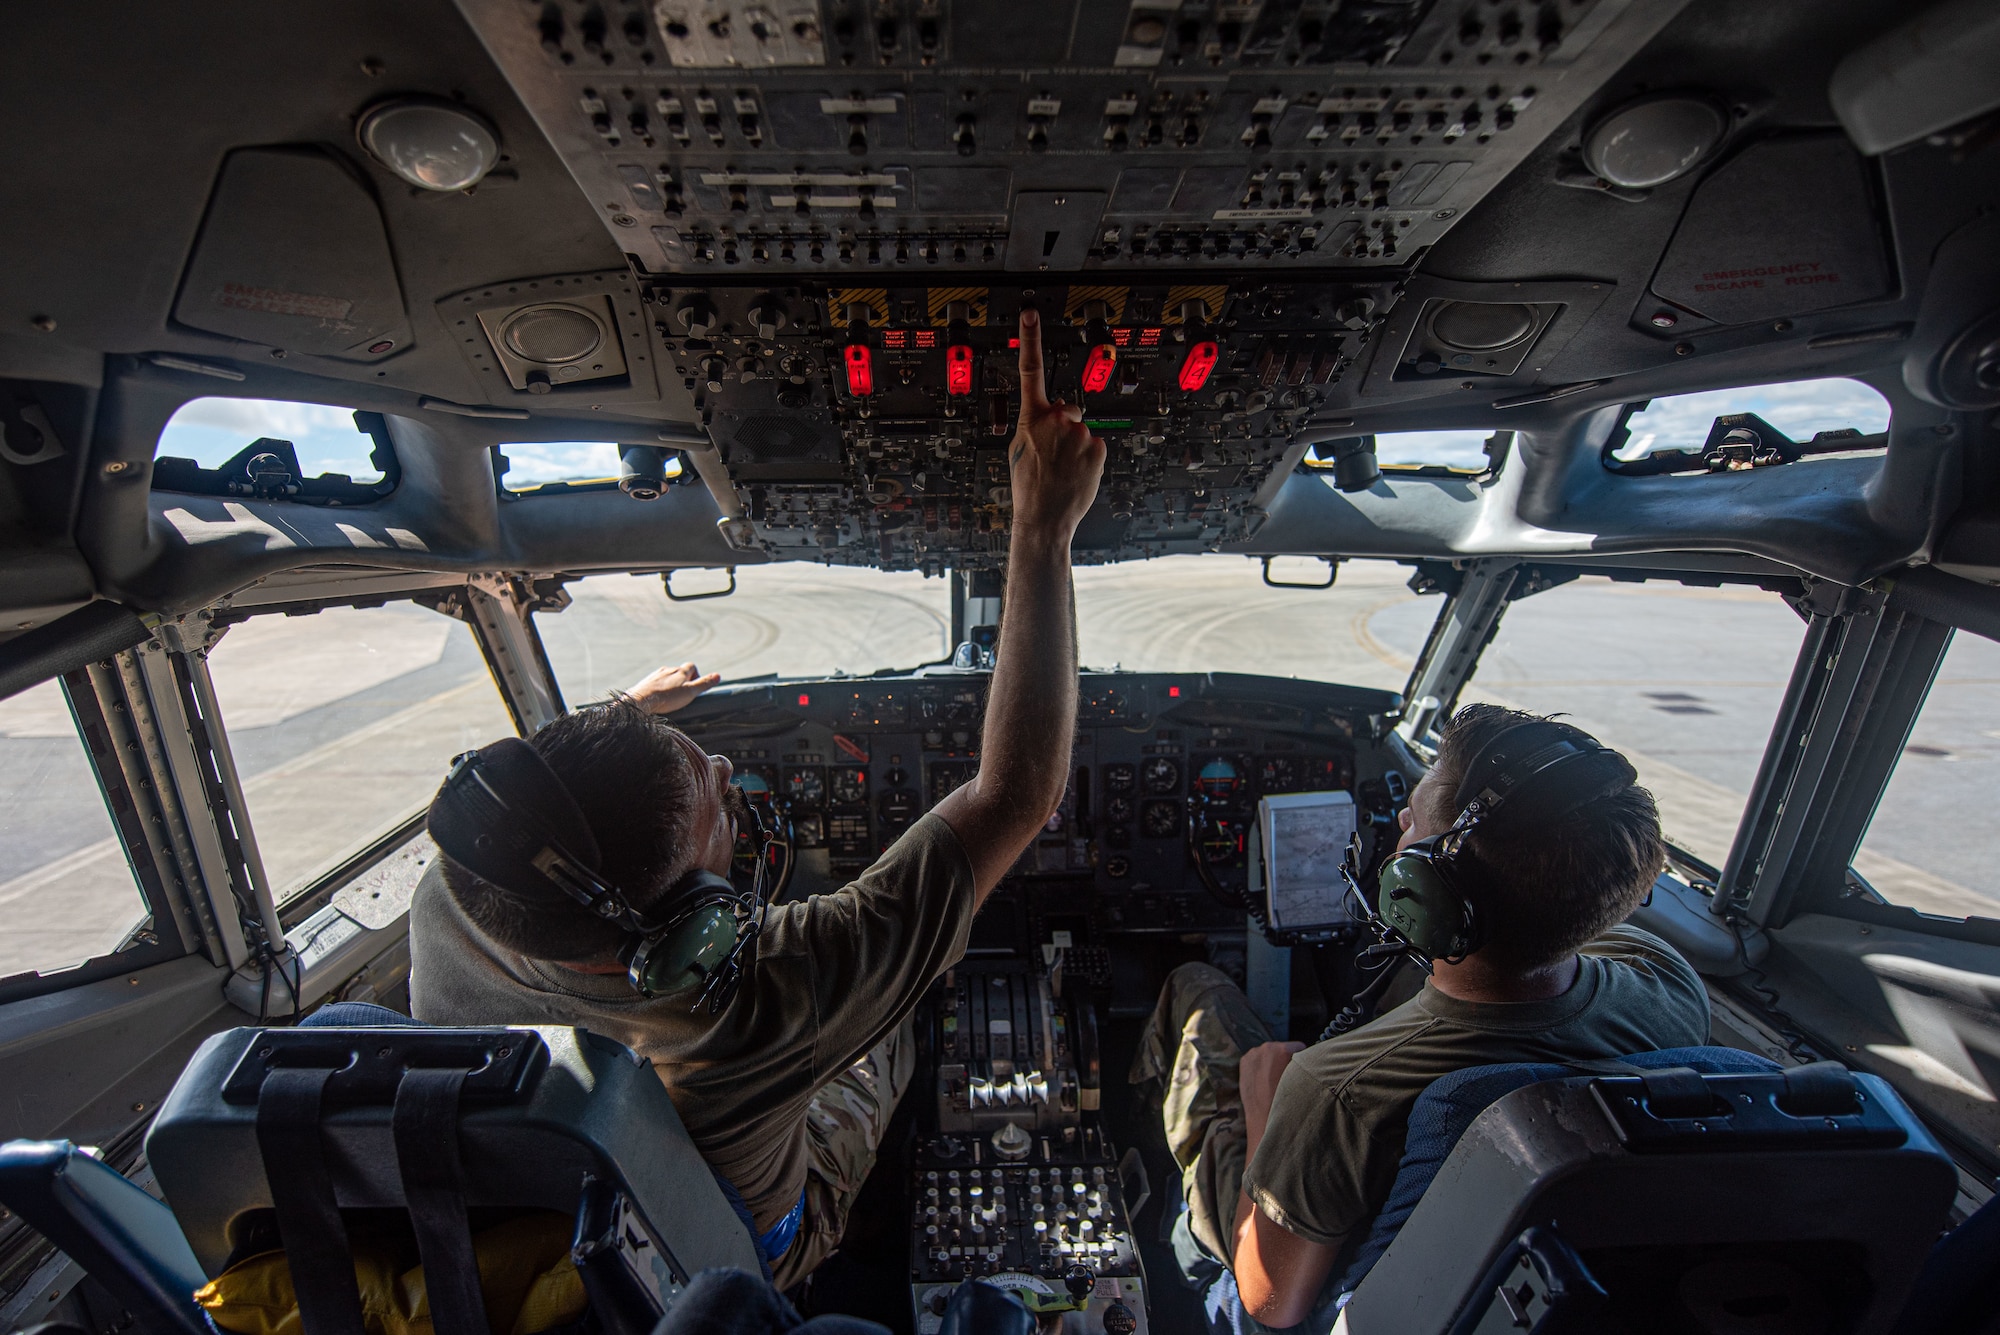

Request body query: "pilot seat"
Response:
[1331, 1052, 1961, 1334]
[35, 1001, 760, 1335]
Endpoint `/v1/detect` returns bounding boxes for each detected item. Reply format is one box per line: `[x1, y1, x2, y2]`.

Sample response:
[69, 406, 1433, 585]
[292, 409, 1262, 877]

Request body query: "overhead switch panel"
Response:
[454, 0, 1688, 275]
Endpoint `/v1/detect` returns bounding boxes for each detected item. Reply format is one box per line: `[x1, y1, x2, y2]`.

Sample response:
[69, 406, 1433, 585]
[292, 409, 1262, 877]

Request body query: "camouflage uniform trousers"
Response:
[1129, 962, 1274, 1269]
[771, 1013, 917, 1288]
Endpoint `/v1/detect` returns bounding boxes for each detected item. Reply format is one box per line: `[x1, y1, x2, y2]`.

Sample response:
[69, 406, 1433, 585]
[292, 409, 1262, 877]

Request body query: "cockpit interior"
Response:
[4, 1, 2000, 1332]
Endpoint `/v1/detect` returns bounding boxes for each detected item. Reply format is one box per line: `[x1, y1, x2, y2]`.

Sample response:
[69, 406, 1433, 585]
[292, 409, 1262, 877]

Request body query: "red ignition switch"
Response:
[843, 343, 874, 396]
[945, 343, 974, 395]
[1081, 343, 1118, 394]
[1177, 340, 1219, 391]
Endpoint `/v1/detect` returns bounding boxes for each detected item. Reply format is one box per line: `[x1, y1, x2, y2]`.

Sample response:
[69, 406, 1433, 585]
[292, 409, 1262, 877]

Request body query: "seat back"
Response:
[144, 1017, 759, 1325]
[1335, 1046, 1780, 1296]
[0, 1139, 208, 1335]
[1341, 1062, 1957, 1335]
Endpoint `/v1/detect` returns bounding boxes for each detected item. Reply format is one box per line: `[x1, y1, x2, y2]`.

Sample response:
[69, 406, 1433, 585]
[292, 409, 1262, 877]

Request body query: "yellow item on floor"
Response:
[195, 1212, 587, 1335]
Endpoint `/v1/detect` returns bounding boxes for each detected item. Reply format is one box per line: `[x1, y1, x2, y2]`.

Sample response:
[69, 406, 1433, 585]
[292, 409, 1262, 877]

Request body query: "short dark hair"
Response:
[439, 698, 702, 962]
[1427, 703, 1665, 971]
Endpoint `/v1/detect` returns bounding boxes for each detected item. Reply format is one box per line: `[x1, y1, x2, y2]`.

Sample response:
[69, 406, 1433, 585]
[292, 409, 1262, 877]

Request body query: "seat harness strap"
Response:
[254, 1068, 368, 1335]
[393, 1067, 493, 1335]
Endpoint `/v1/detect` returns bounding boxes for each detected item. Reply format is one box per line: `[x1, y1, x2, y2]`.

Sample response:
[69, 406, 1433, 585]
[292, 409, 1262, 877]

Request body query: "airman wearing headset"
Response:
[1131, 703, 1711, 1329]
[409, 307, 1105, 1287]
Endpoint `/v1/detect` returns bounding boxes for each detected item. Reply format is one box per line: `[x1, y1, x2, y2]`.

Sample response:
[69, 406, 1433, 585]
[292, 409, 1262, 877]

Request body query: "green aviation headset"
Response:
[1355, 719, 1639, 966]
[427, 736, 770, 1009]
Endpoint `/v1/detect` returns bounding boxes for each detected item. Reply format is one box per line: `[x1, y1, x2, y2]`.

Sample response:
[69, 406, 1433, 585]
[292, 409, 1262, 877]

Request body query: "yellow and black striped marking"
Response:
[926, 286, 990, 326]
[1061, 285, 1130, 325]
[1162, 285, 1228, 323]
[828, 288, 890, 327]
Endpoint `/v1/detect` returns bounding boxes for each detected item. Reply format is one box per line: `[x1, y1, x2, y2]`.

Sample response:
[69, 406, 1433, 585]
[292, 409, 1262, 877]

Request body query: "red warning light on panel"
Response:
[797, 693, 811, 707]
[1081, 344, 1118, 393]
[1177, 341, 1219, 391]
[843, 344, 874, 395]
[914, 329, 938, 349]
[946, 344, 974, 395]
[1168, 685, 1181, 697]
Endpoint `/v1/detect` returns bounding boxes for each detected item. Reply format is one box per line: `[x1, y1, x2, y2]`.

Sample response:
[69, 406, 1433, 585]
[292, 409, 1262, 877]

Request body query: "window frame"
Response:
[150, 403, 402, 504]
[1300, 429, 1514, 482]
[1599, 379, 1892, 477]
[491, 442, 692, 497]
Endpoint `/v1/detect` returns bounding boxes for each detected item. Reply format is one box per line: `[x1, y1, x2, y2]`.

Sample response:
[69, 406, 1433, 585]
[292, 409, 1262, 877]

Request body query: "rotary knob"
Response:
[747, 298, 788, 339]
[675, 297, 718, 337]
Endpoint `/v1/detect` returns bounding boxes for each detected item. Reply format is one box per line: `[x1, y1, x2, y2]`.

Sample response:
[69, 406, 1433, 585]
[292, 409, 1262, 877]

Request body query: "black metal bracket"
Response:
[1261, 556, 1337, 589]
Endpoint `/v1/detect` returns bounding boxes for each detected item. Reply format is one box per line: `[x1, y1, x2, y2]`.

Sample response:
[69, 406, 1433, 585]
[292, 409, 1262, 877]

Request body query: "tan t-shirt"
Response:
[408, 811, 976, 1231]
[1241, 925, 1709, 1247]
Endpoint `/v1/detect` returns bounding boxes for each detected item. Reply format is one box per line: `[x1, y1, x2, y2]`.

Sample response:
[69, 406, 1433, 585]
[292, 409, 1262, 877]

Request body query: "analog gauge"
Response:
[1106, 824, 1132, 849]
[1141, 757, 1181, 795]
[1302, 756, 1354, 790]
[1200, 818, 1243, 865]
[1260, 757, 1297, 792]
[1141, 799, 1181, 838]
[831, 766, 868, 804]
[1195, 756, 1241, 799]
[1104, 856, 1131, 879]
[784, 767, 826, 807]
[1104, 763, 1135, 792]
[1105, 796, 1134, 823]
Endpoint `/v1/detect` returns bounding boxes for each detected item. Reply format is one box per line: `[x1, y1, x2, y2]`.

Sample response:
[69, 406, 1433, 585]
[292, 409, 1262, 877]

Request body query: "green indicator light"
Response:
[1084, 418, 1134, 430]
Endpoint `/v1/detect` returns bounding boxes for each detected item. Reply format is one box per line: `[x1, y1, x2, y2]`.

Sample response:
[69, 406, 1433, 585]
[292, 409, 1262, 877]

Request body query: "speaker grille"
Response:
[732, 414, 836, 458]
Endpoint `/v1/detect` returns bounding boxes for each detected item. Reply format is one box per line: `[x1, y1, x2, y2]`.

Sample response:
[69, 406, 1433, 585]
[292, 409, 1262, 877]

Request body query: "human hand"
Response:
[626, 662, 721, 715]
[1239, 1040, 1306, 1139]
[1008, 308, 1106, 538]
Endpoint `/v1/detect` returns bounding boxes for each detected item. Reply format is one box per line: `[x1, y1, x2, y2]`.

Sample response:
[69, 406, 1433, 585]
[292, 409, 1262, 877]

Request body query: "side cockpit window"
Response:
[1605, 377, 1891, 476]
[153, 397, 398, 503]
[0, 677, 159, 986]
[1851, 633, 2000, 921]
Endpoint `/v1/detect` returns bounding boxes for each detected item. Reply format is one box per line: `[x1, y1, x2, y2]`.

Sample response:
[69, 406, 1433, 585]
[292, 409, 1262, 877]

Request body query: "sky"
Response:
[159, 377, 1895, 484]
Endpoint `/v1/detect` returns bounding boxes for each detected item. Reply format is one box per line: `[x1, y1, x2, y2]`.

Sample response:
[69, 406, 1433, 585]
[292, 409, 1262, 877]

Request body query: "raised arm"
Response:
[932, 308, 1105, 900]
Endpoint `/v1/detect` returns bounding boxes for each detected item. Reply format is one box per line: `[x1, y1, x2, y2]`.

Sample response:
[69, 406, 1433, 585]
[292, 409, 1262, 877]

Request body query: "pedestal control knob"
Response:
[993, 1121, 1033, 1160]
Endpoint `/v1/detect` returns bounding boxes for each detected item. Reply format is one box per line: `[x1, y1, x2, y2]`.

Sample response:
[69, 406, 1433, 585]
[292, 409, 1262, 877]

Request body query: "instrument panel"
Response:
[671, 668, 1401, 938]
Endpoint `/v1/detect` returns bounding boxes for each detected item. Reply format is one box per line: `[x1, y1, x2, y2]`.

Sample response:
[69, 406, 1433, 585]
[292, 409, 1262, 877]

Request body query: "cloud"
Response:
[159, 397, 383, 482]
[499, 441, 623, 485]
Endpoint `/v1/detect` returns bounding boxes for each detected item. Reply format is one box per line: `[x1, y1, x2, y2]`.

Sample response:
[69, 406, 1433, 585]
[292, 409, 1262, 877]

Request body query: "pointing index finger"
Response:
[1017, 307, 1049, 417]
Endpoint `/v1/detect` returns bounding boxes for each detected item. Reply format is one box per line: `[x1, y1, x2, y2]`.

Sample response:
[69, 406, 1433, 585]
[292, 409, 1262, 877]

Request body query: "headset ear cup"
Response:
[628, 904, 739, 998]
[1376, 844, 1479, 961]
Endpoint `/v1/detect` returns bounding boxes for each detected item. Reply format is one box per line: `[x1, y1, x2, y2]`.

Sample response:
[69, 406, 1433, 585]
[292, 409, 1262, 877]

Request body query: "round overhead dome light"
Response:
[1430, 301, 1538, 351]
[357, 98, 500, 191]
[1581, 94, 1727, 189]
[501, 304, 606, 365]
